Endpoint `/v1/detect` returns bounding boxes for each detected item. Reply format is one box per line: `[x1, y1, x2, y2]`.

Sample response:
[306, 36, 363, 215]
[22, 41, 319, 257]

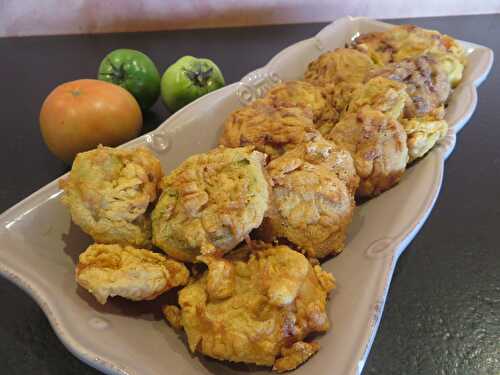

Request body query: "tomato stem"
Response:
[183, 66, 213, 88]
[103, 58, 127, 83]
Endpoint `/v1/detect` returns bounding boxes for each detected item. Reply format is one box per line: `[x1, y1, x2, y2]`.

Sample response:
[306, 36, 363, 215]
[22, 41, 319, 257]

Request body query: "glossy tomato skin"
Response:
[98, 49, 161, 111]
[161, 56, 225, 112]
[39, 79, 142, 163]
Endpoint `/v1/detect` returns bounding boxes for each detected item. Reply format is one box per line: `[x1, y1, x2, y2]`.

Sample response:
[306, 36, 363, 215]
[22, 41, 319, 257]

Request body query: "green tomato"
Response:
[161, 56, 225, 112]
[98, 49, 160, 111]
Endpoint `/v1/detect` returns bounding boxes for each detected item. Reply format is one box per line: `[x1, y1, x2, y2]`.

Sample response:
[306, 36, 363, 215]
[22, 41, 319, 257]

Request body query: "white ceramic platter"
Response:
[0, 16, 493, 375]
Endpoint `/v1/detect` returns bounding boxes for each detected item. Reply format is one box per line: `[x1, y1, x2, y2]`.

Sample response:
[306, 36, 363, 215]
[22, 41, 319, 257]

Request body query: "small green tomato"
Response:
[161, 56, 225, 112]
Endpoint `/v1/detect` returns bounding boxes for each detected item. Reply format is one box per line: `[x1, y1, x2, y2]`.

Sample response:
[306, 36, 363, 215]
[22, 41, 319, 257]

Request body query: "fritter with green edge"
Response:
[60, 145, 163, 247]
[152, 146, 269, 262]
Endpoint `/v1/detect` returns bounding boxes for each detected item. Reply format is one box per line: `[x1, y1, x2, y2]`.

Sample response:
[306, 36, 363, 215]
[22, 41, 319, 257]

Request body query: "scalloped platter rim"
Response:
[0, 16, 493, 375]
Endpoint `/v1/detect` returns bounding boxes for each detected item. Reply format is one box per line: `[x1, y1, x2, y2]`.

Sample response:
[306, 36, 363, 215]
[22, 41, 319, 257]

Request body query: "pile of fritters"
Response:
[59, 24, 465, 373]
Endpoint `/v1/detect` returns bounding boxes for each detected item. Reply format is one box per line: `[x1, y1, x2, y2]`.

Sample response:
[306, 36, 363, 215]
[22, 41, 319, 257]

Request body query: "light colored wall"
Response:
[1, 0, 499, 37]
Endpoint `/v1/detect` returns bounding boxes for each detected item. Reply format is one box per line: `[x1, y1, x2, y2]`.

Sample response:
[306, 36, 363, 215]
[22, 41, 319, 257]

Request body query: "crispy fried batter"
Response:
[176, 245, 334, 369]
[352, 24, 465, 86]
[351, 30, 394, 66]
[346, 76, 410, 120]
[273, 341, 320, 373]
[401, 113, 448, 162]
[304, 48, 375, 114]
[152, 147, 269, 262]
[220, 99, 319, 159]
[314, 265, 337, 291]
[60, 146, 162, 248]
[163, 305, 183, 329]
[263, 80, 339, 135]
[197, 255, 235, 299]
[328, 109, 408, 197]
[323, 81, 365, 118]
[263, 135, 356, 258]
[434, 52, 465, 88]
[305, 48, 375, 86]
[76, 243, 189, 304]
[366, 56, 450, 160]
[367, 55, 451, 118]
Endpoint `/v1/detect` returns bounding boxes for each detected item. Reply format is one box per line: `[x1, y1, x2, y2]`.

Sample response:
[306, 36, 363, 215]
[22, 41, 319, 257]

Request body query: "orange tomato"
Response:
[40, 79, 142, 163]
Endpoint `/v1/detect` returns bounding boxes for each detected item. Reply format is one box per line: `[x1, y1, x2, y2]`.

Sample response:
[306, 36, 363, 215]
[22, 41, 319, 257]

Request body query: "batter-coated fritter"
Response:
[352, 24, 465, 87]
[304, 48, 375, 114]
[167, 245, 335, 371]
[367, 56, 450, 160]
[273, 341, 320, 373]
[263, 80, 338, 135]
[326, 81, 365, 117]
[152, 147, 269, 262]
[263, 136, 357, 258]
[220, 99, 318, 159]
[299, 135, 360, 195]
[346, 77, 410, 120]
[76, 243, 189, 304]
[367, 55, 451, 118]
[401, 113, 448, 162]
[60, 146, 163, 247]
[328, 109, 408, 197]
[305, 48, 375, 86]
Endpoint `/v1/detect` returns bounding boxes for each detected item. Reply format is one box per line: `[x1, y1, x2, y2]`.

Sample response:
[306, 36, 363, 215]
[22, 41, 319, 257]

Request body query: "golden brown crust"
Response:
[352, 24, 465, 86]
[273, 341, 320, 373]
[313, 265, 337, 293]
[304, 48, 375, 115]
[177, 245, 334, 368]
[60, 145, 163, 247]
[152, 146, 269, 262]
[304, 48, 374, 86]
[401, 113, 448, 162]
[346, 77, 410, 120]
[365, 55, 450, 160]
[197, 255, 235, 300]
[328, 109, 408, 197]
[163, 305, 183, 329]
[367, 55, 451, 118]
[352, 30, 395, 65]
[219, 99, 319, 159]
[262, 80, 339, 135]
[76, 243, 189, 304]
[263, 135, 356, 258]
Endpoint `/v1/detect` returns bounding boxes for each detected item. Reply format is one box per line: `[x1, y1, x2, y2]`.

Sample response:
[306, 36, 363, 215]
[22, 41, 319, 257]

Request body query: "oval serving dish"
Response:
[0, 16, 493, 375]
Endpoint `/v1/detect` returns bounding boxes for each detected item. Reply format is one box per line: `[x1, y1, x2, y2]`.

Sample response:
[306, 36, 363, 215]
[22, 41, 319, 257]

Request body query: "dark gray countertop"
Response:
[0, 14, 498, 375]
